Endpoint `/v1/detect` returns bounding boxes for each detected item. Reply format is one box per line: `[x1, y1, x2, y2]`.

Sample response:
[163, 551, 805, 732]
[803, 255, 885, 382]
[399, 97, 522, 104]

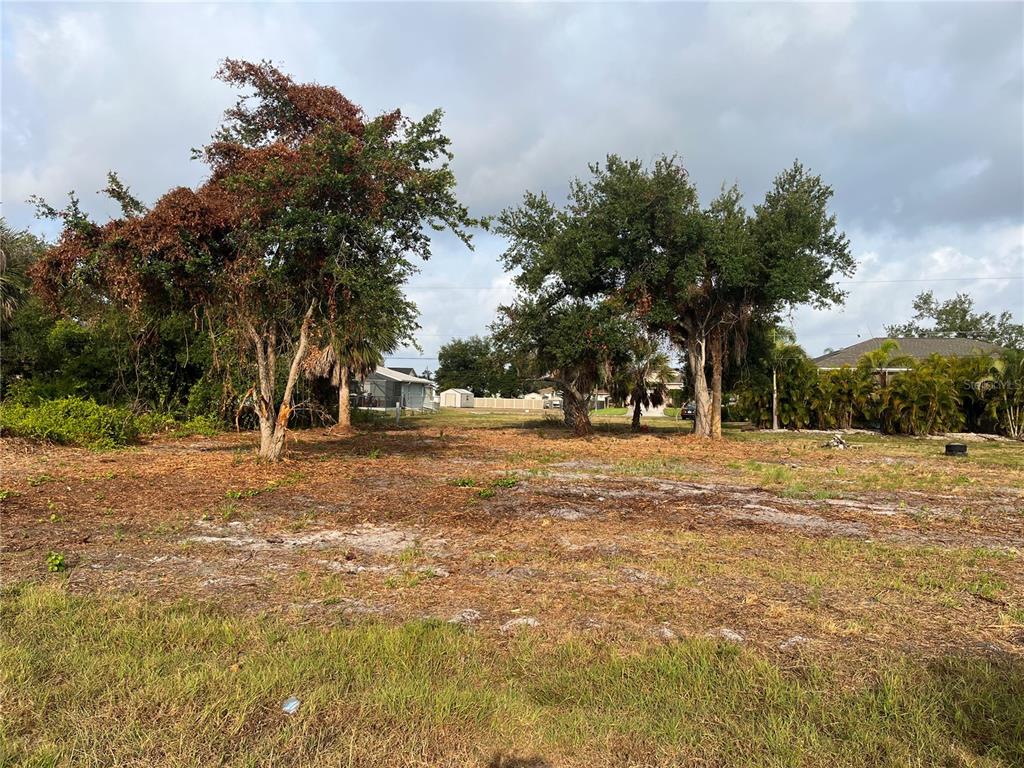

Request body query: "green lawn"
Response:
[2, 583, 1021, 767]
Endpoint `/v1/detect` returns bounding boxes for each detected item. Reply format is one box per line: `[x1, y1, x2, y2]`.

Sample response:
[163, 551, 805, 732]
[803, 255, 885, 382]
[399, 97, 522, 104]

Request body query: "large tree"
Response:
[497, 156, 853, 438]
[31, 60, 473, 459]
[886, 291, 1023, 350]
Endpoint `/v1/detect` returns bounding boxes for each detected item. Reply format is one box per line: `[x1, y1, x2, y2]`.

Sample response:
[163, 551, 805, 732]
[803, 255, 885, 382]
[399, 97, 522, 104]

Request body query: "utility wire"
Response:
[406, 275, 1023, 290]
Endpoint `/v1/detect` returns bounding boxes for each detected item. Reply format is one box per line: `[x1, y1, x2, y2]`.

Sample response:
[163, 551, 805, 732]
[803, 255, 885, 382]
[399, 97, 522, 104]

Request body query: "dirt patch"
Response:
[185, 521, 446, 556]
[2, 423, 1022, 660]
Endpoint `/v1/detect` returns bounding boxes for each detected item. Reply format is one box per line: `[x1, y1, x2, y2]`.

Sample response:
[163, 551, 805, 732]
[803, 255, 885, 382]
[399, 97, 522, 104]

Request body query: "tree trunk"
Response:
[685, 336, 712, 437]
[337, 365, 351, 429]
[562, 388, 593, 436]
[710, 328, 723, 439]
[631, 396, 643, 431]
[248, 303, 316, 462]
[771, 367, 779, 431]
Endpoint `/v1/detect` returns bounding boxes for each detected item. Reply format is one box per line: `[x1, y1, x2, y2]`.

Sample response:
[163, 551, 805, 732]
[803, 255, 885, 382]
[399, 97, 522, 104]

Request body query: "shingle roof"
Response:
[813, 337, 1001, 368]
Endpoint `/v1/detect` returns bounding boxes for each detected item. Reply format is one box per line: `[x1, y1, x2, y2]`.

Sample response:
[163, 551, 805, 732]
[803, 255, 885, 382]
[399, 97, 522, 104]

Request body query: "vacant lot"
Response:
[2, 412, 1023, 766]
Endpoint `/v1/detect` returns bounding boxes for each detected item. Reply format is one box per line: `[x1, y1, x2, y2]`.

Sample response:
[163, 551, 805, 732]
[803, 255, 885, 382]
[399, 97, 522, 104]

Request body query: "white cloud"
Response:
[1, 2, 1020, 365]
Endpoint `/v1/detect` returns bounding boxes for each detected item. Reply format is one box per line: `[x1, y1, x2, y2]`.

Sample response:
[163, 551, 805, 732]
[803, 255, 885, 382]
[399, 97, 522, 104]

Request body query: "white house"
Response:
[440, 388, 475, 408]
[362, 367, 436, 410]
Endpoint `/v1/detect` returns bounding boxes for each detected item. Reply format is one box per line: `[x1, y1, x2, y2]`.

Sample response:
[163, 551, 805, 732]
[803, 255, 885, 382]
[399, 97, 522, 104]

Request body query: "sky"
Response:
[3, 1, 1022, 368]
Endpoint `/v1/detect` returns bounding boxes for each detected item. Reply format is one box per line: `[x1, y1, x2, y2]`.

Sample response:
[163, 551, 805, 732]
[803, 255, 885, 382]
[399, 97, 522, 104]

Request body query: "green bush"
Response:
[0, 397, 140, 448]
[0, 398, 221, 448]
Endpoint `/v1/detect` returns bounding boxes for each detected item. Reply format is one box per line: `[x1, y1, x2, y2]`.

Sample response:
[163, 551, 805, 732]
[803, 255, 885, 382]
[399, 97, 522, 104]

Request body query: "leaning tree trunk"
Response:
[631, 396, 643, 432]
[710, 328, 724, 439]
[248, 303, 315, 462]
[685, 336, 713, 438]
[337, 365, 351, 429]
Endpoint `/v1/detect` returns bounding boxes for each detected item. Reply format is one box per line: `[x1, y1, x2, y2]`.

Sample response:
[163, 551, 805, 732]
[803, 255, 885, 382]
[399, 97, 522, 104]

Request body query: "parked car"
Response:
[680, 401, 696, 420]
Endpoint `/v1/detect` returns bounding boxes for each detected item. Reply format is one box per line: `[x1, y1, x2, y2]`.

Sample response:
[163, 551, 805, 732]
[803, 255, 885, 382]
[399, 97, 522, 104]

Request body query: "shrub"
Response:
[0, 397, 222, 449]
[879, 355, 963, 436]
[0, 397, 139, 448]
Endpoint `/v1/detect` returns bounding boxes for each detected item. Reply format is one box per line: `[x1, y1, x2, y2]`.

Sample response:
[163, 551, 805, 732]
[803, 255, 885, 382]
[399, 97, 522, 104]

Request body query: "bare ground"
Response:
[3, 421, 1023, 665]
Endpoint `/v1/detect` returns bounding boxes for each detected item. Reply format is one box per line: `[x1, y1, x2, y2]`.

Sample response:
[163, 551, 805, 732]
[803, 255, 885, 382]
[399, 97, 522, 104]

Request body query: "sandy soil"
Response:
[2, 422, 1022, 663]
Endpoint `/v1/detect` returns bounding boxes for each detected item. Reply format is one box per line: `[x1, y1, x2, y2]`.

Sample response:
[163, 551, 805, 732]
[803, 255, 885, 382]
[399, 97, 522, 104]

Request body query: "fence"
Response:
[471, 397, 544, 411]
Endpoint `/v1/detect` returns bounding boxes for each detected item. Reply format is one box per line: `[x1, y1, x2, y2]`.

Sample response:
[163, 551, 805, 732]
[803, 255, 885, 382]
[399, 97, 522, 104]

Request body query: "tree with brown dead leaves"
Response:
[31, 60, 473, 460]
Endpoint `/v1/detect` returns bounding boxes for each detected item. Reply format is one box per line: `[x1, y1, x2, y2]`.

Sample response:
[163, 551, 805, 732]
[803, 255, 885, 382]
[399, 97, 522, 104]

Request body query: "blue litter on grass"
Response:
[282, 696, 301, 714]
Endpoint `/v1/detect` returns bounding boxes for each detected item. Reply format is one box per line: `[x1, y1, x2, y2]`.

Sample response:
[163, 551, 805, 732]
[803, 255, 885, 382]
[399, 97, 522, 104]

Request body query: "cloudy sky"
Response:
[3, 2, 1022, 367]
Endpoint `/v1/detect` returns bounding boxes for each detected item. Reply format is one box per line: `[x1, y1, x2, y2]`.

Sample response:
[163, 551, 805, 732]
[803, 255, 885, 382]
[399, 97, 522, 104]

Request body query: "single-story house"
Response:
[813, 337, 1001, 372]
[360, 366, 436, 410]
[440, 388, 475, 408]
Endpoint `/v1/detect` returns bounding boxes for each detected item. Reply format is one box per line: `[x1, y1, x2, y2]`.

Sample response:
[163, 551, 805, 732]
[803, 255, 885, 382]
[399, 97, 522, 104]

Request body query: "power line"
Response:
[405, 275, 1023, 290]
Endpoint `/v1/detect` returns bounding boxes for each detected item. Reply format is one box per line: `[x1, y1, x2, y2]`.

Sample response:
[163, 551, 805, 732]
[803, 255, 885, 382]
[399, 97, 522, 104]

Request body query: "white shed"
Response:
[440, 388, 475, 408]
[524, 392, 544, 400]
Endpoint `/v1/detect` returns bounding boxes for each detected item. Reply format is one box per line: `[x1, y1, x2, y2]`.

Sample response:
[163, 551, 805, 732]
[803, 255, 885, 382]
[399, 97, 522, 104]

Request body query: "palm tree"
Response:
[824, 366, 874, 429]
[0, 221, 41, 325]
[978, 351, 1024, 439]
[306, 335, 384, 429]
[880, 355, 962, 435]
[612, 335, 674, 431]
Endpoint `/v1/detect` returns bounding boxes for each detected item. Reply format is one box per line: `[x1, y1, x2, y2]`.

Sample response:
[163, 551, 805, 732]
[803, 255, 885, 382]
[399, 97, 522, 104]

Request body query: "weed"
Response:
[491, 475, 519, 489]
[0, 489, 15, 501]
[366, 448, 382, 459]
[450, 477, 477, 487]
[219, 503, 242, 522]
[45, 551, 67, 573]
[966, 573, 1007, 601]
[398, 544, 425, 564]
[28, 474, 54, 487]
[476, 488, 496, 500]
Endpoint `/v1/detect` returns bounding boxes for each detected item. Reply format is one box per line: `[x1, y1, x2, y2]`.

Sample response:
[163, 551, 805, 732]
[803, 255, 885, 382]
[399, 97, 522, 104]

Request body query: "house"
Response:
[813, 337, 1001, 371]
[440, 388, 475, 408]
[360, 366, 436, 410]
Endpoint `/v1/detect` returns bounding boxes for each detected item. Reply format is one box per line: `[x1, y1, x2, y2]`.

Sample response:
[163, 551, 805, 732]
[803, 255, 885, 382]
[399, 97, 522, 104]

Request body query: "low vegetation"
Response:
[0, 396, 220, 448]
[739, 342, 1024, 437]
[2, 584, 1021, 767]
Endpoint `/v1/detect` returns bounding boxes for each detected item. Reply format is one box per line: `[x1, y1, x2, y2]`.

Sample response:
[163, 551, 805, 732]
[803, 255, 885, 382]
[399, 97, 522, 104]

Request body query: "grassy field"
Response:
[2, 413, 1022, 766]
[3, 583, 1022, 767]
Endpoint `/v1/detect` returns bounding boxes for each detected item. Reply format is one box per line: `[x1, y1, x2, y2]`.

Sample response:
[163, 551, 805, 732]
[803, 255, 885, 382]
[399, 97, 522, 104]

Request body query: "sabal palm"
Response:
[613, 336, 673, 431]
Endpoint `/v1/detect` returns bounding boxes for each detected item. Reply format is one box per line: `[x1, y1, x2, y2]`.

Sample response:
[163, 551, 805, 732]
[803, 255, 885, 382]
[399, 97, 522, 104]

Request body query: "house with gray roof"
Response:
[813, 337, 1001, 370]
[359, 366, 436, 410]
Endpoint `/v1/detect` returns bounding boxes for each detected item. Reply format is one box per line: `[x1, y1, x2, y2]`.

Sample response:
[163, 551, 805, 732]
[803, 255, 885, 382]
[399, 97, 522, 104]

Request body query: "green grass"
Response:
[2, 584, 1022, 767]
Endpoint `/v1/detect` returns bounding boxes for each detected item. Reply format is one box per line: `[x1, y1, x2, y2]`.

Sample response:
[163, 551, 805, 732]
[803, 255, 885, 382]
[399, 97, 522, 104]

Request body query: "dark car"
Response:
[680, 401, 696, 420]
